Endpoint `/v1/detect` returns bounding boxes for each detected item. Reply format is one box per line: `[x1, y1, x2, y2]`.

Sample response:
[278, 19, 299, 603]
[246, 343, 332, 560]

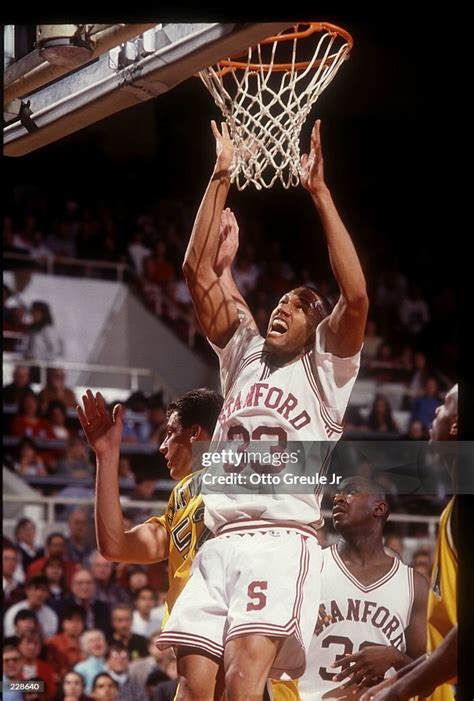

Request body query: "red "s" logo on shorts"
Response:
[246, 581, 268, 611]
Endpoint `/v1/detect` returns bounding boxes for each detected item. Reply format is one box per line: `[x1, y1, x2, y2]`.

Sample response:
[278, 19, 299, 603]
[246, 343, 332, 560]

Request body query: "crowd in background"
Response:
[3, 514, 177, 700]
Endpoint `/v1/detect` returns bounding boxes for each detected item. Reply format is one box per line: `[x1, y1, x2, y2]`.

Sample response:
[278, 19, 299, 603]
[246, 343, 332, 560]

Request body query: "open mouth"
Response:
[268, 317, 289, 337]
[332, 506, 347, 518]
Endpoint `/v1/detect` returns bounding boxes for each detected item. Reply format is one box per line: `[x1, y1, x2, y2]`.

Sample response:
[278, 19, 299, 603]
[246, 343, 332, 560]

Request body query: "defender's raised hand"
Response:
[300, 119, 326, 195]
[211, 119, 234, 171]
[77, 390, 123, 456]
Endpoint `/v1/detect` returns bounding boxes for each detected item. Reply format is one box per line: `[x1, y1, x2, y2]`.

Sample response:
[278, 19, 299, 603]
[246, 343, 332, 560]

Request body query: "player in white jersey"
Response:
[299, 477, 428, 700]
[157, 120, 368, 700]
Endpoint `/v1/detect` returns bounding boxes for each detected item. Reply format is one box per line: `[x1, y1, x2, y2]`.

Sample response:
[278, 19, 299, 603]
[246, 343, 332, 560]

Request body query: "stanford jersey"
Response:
[299, 545, 415, 700]
[203, 317, 361, 533]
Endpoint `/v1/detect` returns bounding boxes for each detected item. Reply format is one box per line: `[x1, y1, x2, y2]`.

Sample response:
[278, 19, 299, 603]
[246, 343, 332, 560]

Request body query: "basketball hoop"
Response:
[199, 23, 353, 190]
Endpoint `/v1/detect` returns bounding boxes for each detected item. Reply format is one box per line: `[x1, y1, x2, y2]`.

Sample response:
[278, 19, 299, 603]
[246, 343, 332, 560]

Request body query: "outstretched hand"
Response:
[211, 119, 234, 171]
[77, 390, 123, 456]
[300, 119, 326, 195]
[214, 207, 239, 276]
[332, 645, 397, 688]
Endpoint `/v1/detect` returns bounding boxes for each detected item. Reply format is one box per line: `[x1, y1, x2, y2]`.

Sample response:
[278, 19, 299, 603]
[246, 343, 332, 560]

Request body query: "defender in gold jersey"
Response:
[361, 384, 458, 701]
[79, 388, 300, 701]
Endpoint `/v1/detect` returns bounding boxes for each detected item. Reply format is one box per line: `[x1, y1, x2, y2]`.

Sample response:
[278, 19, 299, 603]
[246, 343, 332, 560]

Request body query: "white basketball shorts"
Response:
[157, 520, 322, 679]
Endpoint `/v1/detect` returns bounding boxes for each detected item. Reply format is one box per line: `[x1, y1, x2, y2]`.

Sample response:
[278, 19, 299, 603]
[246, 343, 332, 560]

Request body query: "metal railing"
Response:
[4, 251, 128, 281]
[4, 493, 168, 525]
[2, 355, 175, 397]
[2, 493, 440, 537]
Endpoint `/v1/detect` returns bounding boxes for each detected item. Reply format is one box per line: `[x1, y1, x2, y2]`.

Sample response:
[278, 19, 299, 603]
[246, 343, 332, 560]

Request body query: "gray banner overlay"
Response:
[189, 441, 473, 496]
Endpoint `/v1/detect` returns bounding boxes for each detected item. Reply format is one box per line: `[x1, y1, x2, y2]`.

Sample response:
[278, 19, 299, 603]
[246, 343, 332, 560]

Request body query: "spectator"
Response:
[108, 604, 148, 661]
[117, 457, 136, 487]
[411, 548, 433, 583]
[73, 631, 107, 694]
[153, 655, 178, 701]
[143, 668, 171, 701]
[128, 475, 157, 523]
[142, 396, 166, 446]
[89, 550, 128, 608]
[126, 568, 148, 595]
[131, 587, 163, 638]
[10, 391, 55, 441]
[3, 542, 26, 608]
[55, 437, 94, 480]
[3, 365, 35, 407]
[90, 673, 118, 701]
[367, 393, 399, 434]
[45, 401, 71, 441]
[128, 632, 172, 690]
[14, 437, 47, 477]
[61, 569, 111, 636]
[10, 609, 41, 641]
[14, 518, 43, 573]
[57, 670, 89, 701]
[115, 565, 149, 600]
[399, 282, 430, 337]
[24, 300, 63, 363]
[121, 392, 150, 444]
[46, 604, 86, 678]
[398, 345, 415, 375]
[126, 230, 151, 276]
[411, 376, 443, 431]
[405, 350, 430, 407]
[370, 341, 397, 382]
[104, 642, 147, 701]
[42, 556, 69, 616]
[3, 643, 25, 701]
[65, 510, 94, 565]
[4, 575, 59, 640]
[404, 418, 427, 440]
[147, 240, 175, 290]
[27, 532, 77, 589]
[139, 256, 163, 316]
[38, 368, 78, 413]
[28, 230, 55, 268]
[18, 631, 57, 700]
[361, 318, 382, 363]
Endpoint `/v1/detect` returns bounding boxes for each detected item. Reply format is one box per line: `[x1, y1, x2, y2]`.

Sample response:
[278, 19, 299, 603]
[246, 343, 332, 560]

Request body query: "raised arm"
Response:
[301, 120, 369, 357]
[182, 121, 240, 348]
[77, 390, 169, 564]
[214, 207, 258, 331]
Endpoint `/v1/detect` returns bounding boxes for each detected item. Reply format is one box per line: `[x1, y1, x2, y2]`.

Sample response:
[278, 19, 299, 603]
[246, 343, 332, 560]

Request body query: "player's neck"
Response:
[337, 533, 387, 566]
[266, 348, 306, 367]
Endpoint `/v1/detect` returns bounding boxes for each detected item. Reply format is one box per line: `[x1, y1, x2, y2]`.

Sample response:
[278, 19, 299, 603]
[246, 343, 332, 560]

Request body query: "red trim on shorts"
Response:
[216, 520, 319, 540]
[226, 621, 296, 641]
[157, 632, 223, 659]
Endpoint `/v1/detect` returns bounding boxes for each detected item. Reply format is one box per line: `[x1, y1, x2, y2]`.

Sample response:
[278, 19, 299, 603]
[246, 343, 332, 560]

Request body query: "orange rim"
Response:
[215, 22, 353, 75]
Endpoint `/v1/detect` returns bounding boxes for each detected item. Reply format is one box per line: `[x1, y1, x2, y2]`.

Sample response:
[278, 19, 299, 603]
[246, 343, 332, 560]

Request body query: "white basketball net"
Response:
[200, 23, 352, 190]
